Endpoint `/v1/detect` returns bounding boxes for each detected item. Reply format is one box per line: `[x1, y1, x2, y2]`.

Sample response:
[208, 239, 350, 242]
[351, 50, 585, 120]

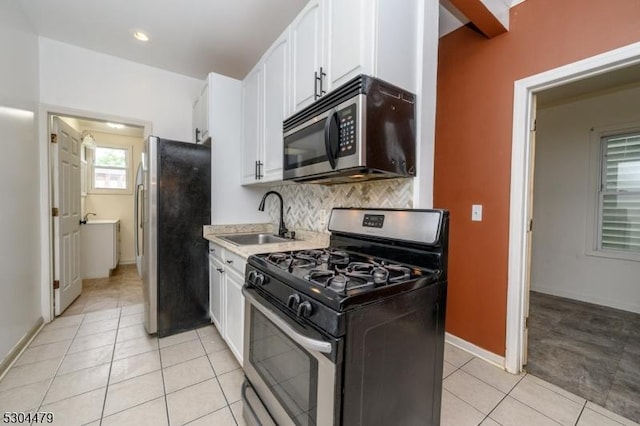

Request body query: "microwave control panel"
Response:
[338, 105, 357, 157]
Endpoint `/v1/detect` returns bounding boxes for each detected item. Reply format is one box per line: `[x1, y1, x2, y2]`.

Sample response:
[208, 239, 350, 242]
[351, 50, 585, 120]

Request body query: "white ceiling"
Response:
[19, 0, 309, 80]
[19, 1, 525, 81]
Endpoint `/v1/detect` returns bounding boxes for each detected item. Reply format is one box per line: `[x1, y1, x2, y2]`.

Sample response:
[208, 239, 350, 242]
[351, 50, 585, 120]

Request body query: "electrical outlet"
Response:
[472, 204, 483, 222]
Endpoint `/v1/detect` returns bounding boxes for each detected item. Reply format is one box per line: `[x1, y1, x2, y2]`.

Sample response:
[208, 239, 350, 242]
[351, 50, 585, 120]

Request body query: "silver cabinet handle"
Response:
[243, 289, 331, 354]
[216, 268, 224, 273]
[226, 260, 233, 264]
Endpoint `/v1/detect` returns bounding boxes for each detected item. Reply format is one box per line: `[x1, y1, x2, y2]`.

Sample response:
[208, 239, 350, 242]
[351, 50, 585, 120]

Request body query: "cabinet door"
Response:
[209, 256, 225, 331]
[261, 29, 289, 183]
[224, 267, 245, 365]
[241, 66, 262, 184]
[324, 0, 373, 91]
[290, 0, 323, 112]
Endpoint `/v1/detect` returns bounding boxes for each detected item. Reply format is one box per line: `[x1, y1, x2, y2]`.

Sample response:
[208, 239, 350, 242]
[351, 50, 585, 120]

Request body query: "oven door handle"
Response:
[243, 288, 332, 354]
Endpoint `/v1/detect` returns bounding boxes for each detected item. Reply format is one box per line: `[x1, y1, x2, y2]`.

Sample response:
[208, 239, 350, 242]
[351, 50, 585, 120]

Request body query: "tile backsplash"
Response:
[264, 178, 413, 233]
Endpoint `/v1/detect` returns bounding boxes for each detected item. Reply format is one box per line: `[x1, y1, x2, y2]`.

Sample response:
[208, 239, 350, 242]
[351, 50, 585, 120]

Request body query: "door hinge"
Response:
[531, 119, 536, 132]
[525, 316, 529, 328]
[528, 218, 533, 232]
[53, 280, 60, 289]
[52, 207, 59, 217]
[50, 133, 58, 144]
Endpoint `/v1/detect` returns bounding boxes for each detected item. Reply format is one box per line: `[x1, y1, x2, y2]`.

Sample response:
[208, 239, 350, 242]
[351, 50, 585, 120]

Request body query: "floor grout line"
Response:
[97, 307, 123, 425]
[156, 343, 171, 426]
[35, 313, 89, 411]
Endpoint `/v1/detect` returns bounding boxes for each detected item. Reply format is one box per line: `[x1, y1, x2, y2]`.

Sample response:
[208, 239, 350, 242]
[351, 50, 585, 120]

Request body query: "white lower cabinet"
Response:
[208, 242, 246, 366]
[224, 267, 245, 363]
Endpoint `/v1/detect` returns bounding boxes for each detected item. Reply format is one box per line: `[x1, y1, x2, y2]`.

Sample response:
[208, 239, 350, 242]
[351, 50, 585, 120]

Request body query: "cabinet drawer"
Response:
[208, 242, 224, 262]
[223, 250, 246, 275]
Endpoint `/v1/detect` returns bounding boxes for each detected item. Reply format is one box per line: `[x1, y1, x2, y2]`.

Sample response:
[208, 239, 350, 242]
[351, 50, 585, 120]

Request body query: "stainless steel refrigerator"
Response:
[135, 136, 211, 337]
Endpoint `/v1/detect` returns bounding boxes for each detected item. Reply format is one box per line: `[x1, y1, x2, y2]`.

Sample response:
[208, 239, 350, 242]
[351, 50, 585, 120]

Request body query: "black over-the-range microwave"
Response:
[282, 74, 416, 184]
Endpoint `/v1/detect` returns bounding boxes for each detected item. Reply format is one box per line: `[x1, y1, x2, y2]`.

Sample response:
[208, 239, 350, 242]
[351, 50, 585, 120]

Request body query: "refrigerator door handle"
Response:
[134, 162, 144, 277]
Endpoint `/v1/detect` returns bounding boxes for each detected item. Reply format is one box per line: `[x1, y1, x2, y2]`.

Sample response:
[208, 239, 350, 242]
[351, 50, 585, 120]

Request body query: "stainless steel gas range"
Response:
[241, 208, 449, 426]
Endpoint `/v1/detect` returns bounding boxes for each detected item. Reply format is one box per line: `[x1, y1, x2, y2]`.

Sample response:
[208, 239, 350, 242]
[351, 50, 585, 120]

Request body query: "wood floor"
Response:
[62, 264, 143, 317]
[527, 291, 640, 422]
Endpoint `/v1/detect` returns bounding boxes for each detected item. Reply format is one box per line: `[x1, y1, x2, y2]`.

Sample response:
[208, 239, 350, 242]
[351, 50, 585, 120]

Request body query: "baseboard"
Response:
[0, 317, 45, 380]
[531, 285, 640, 314]
[118, 259, 135, 265]
[445, 332, 506, 369]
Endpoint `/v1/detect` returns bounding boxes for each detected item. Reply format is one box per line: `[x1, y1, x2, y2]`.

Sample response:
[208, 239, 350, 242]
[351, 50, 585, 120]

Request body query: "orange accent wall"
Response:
[434, 0, 640, 356]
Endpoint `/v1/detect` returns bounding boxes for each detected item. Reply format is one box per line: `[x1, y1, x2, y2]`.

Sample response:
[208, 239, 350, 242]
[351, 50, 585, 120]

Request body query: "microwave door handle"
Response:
[324, 110, 340, 169]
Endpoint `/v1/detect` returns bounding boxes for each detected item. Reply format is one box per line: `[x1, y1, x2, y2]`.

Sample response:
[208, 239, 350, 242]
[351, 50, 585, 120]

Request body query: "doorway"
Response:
[41, 107, 149, 319]
[525, 76, 640, 421]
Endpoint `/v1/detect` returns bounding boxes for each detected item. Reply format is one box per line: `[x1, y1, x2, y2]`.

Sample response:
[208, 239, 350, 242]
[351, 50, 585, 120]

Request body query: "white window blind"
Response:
[599, 133, 640, 253]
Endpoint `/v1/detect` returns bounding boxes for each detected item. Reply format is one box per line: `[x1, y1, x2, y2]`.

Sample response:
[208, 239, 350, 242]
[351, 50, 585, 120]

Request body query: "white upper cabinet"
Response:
[242, 29, 289, 185]
[262, 29, 289, 183]
[291, 0, 324, 112]
[291, 0, 419, 114]
[241, 65, 262, 184]
[324, 0, 373, 91]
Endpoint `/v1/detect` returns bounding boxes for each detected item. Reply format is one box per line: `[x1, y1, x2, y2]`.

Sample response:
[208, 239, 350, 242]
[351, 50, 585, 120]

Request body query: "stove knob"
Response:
[247, 270, 256, 284]
[296, 301, 313, 318]
[287, 294, 301, 309]
[254, 273, 267, 286]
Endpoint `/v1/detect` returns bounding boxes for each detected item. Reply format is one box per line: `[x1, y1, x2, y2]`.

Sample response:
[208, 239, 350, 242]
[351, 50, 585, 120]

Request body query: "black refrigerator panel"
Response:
[156, 139, 211, 337]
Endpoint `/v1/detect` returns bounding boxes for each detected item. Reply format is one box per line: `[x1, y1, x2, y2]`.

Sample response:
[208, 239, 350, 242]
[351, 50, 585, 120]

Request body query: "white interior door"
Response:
[522, 95, 537, 365]
[52, 116, 82, 315]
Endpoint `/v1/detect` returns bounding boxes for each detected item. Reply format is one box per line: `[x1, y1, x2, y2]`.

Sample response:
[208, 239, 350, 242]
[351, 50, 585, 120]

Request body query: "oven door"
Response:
[283, 95, 364, 180]
[242, 287, 340, 426]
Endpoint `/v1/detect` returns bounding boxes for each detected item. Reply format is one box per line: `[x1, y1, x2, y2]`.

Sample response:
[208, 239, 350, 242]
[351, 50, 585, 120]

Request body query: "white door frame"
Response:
[505, 41, 640, 374]
[38, 104, 152, 323]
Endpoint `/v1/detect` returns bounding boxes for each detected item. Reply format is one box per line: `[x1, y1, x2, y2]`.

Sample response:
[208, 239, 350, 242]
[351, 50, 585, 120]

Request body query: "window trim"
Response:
[585, 123, 640, 262]
[89, 144, 133, 195]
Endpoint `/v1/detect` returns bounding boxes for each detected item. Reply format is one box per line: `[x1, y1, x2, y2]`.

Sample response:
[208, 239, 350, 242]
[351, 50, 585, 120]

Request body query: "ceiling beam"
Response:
[447, 0, 509, 38]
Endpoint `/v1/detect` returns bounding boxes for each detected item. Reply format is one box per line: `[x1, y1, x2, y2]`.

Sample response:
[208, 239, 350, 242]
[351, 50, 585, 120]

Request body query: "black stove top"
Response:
[248, 247, 439, 314]
[261, 248, 416, 295]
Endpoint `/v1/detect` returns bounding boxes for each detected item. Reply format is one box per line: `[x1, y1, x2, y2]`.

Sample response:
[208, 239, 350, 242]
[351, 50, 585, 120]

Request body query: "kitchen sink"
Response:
[218, 232, 292, 246]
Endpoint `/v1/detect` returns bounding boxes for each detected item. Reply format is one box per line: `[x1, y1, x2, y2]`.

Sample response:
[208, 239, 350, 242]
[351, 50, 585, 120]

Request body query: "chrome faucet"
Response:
[258, 191, 289, 238]
[80, 212, 96, 224]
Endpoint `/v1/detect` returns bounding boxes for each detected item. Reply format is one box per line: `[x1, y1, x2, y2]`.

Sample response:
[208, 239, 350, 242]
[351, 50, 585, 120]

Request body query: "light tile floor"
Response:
[62, 265, 143, 316]
[1, 304, 638, 426]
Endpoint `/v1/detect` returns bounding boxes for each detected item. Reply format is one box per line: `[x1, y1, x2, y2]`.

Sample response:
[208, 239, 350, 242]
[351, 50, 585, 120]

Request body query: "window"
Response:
[598, 132, 640, 254]
[91, 145, 131, 193]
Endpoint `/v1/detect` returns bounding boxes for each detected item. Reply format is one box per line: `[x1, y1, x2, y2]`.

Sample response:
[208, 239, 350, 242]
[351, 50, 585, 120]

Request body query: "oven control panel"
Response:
[362, 214, 385, 228]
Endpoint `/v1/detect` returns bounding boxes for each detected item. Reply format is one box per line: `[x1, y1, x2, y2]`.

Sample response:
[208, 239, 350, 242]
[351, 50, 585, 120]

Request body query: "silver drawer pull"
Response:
[226, 260, 233, 264]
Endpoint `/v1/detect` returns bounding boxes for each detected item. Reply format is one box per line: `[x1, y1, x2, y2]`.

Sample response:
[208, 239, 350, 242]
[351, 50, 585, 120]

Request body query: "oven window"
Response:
[249, 307, 319, 425]
[284, 120, 327, 170]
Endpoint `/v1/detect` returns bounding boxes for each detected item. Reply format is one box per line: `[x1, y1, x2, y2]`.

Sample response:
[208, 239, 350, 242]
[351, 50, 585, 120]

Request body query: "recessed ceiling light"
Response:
[133, 31, 149, 42]
[107, 122, 125, 129]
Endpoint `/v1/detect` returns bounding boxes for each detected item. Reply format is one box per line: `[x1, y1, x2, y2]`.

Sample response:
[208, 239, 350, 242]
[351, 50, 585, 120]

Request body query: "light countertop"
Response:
[203, 223, 329, 259]
[85, 219, 120, 224]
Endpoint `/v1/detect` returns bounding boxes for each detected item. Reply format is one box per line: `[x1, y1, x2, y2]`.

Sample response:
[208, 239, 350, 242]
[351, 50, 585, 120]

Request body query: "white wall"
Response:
[84, 132, 144, 264]
[39, 37, 202, 142]
[0, 3, 41, 363]
[532, 85, 640, 313]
